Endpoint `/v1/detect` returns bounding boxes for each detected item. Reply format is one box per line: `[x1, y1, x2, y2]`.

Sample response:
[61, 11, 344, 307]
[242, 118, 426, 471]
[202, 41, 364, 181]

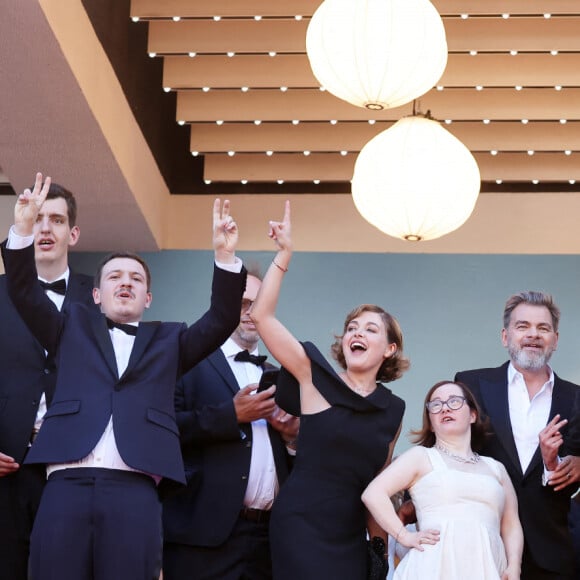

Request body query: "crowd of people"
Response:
[0, 174, 578, 580]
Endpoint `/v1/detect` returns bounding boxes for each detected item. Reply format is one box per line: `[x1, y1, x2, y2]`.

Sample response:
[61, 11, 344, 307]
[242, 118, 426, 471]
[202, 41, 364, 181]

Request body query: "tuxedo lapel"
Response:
[63, 271, 93, 310]
[121, 322, 160, 380]
[479, 365, 523, 477]
[207, 349, 239, 396]
[89, 313, 119, 378]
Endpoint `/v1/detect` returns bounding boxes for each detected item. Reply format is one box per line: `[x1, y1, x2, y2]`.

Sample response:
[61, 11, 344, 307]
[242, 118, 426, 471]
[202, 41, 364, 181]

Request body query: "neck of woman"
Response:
[342, 370, 377, 396]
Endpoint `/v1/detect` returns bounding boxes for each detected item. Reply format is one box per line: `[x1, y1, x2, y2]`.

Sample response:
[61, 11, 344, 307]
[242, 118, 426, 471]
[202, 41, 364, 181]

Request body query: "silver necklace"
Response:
[435, 443, 480, 464]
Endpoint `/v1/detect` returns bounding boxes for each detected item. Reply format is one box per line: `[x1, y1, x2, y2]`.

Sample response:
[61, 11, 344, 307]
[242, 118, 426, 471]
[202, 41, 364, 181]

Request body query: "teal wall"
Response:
[69, 250, 580, 453]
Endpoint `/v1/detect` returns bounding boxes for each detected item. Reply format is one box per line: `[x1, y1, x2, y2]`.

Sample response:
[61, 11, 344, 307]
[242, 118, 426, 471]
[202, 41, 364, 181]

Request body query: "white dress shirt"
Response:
[221, 337, 278, 510]
[507, 362, 554, 473]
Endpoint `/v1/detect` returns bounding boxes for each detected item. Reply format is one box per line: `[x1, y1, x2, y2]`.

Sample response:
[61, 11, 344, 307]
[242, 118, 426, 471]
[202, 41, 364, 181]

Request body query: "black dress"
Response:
[271, 342, 405, 580]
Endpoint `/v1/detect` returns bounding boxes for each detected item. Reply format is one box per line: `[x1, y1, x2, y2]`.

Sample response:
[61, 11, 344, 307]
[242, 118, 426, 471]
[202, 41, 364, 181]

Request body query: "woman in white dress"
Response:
[362, 381, 523, 580]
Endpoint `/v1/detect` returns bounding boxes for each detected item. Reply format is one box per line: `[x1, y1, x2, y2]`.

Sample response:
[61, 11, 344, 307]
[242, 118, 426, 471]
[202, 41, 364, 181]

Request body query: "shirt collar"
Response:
[508, 361, 554, 392]
[221, 336, 260, 359]
[38, 267, 70, 285]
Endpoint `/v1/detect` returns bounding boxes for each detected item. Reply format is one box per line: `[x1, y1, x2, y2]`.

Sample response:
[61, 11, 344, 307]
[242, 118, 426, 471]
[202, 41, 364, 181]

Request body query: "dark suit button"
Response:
[241, 475, 248, 480]
[32, 400, 37, 406]
[43, 368, 51, 374]
[246, 441, 252, 448]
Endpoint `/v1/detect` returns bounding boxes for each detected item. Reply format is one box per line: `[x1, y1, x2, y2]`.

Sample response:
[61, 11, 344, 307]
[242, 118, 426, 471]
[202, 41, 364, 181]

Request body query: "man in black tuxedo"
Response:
[163, 273, 299, 580]
[1, 173, 247, 580]
[0, 180, 95, 580]
[456, 291, 579, 579]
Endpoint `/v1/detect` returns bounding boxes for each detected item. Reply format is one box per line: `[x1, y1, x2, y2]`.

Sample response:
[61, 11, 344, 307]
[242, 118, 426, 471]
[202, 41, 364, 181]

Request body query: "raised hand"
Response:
[539, 414, 567, 471]
[212, 198, 238, 264]
[268, 200, 292, 253]
[14, 172, 51, 236]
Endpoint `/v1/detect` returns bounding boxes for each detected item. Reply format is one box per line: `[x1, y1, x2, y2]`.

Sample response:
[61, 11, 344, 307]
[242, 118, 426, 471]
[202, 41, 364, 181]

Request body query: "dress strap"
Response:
[424, 446, 447, 470]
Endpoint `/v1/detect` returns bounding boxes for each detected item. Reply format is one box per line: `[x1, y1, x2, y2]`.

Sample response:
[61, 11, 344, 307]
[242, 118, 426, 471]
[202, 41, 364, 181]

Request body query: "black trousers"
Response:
[0, 463, 46, 580]
[163, 516, 272, 580]
[29, 467, 162, 580]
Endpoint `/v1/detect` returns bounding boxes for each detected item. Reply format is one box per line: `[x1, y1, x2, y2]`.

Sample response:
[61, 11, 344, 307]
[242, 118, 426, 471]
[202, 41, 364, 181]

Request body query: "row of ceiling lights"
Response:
[132, 14, 564, 22]
[150, 49, 570, 57]
[198, 178, 578, 185]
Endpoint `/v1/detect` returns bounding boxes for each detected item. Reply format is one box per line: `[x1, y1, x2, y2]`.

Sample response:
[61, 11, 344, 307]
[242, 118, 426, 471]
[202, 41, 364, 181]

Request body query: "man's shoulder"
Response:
[455, 362, 509, 381]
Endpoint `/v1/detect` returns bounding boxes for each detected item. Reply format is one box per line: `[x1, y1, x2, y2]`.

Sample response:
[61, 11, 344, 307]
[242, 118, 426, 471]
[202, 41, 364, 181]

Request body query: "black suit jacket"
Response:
[162, 348, 292, 547]
[456, 362, 578, 575]
[2, 242, 246, 485]
[0, 268, 94, 464]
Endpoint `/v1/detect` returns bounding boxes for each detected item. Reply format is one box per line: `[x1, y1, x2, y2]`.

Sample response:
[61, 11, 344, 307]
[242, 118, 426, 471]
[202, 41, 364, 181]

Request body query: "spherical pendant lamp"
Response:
[306, 0, 448, 110]
[351, 115, 481, 241]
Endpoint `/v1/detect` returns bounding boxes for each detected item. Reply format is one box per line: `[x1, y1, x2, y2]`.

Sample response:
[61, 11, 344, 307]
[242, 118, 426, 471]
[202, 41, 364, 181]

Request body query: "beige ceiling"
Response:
[1, 0, 580, 254]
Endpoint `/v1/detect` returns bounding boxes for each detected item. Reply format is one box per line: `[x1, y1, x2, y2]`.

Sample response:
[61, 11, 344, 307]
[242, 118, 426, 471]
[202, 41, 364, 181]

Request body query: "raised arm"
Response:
[1, 173, 63, 352]
[498, 463, 523, 580]
[249, 201, 310, 384]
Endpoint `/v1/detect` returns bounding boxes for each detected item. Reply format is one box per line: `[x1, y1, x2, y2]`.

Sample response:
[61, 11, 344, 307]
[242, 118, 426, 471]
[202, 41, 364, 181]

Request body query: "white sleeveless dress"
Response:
[394, 447, 507, 580]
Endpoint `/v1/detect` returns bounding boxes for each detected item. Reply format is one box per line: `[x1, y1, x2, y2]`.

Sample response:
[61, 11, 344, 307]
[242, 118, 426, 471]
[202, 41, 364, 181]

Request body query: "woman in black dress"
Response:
[249, 201, 409, 580]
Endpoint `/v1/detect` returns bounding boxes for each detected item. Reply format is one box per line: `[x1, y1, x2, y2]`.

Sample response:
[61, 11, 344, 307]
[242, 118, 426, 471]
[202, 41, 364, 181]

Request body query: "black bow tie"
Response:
[106, 318, 138, 336]
[234, 350, 267, 366]
[39, 279, 67, 295]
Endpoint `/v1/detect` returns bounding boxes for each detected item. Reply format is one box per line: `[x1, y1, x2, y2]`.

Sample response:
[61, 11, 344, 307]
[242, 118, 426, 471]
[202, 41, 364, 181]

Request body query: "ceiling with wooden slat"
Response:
[129, 0, 580, 191]
[1, 0, 580, 254]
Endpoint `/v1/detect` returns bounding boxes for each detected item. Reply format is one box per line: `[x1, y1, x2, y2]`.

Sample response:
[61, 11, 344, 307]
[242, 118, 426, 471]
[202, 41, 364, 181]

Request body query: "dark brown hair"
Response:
[330, 304, 410, 383]
[411, 380, 490, 452]
[43, 183, 78, 226]
[94, 252, 152, 291]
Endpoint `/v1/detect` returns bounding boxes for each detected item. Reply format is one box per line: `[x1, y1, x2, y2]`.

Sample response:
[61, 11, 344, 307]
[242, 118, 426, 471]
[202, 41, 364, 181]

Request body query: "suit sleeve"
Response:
[565, 389, 580, 455]
[174, 368, 242, 445]
[178, 264, 246, 374]
[1, 241, 63, 354]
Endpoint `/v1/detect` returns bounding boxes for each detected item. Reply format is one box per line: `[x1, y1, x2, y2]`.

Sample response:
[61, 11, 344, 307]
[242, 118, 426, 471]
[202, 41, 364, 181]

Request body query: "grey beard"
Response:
[508, 345, 554, 372]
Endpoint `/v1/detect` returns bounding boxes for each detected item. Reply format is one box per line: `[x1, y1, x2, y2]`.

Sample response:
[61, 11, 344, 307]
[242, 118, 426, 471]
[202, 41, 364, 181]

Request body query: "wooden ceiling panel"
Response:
[189, 122, 580, 153]
[131, 0, 580, 189]
[203, 151, 579, 182]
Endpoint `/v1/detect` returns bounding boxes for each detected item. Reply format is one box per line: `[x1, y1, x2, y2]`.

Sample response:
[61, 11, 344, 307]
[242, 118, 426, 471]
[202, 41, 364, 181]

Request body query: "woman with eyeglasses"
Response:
[249, 201, 408, 580]
[362, 380, 523, 580]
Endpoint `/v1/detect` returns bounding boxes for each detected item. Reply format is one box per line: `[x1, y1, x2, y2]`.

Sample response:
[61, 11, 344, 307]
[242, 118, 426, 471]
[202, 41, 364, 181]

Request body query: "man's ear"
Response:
[68, 225, 80, 248]
[92, 287, 101, 305]
[145, 292, 152, 309]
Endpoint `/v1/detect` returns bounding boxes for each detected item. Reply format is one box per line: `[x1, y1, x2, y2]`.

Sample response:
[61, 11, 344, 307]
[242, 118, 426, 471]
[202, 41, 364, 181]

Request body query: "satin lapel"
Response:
[63, 272, 93, 310]
[120, 322, 160, 380]
[207, 350, 240, 396]
[479, 368, 523, 478]
[89, 312, 119, 378]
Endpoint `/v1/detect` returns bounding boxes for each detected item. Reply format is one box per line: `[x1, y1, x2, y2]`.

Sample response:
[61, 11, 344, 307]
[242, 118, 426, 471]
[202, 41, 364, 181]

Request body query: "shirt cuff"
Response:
[215, 256, 242, 273]
[542, 456, 562, 486]
[7, 225, 34, 249]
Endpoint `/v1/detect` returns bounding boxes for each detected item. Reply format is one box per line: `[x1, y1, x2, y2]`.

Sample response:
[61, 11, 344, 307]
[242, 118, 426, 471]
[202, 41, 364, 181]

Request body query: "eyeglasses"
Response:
[426, 395, 467, 414]
[241, 299, 254, 312]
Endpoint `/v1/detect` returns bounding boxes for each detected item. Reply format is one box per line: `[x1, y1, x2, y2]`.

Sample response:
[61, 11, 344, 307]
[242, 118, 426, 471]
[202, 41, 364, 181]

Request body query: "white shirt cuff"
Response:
[7, 225, 34, 249]
[215, 256, 243, 273]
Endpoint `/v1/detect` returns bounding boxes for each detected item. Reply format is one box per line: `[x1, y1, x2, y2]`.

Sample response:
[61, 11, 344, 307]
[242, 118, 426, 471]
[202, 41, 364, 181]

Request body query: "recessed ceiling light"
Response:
[188, 52, 196, 58]
[163, 87, 171, 93]
[532, 179, 539, 184]
[292, 120, 300, 125]
[177, 120, 185, 126]
[521, 119, 529, 124]
[131, 16, 139, 23]
[204, 179, 212, 185]
[496, 179, 503, 184]
[483, 119, 490, 124]
[266, 151, 273, 156]
[277, 179, 284, 184]
[227, 151, 235, 157]
[216, 120, 224, 125]
[191, 151, 199, 157]
[490, 150, 498, 156]
[241, 179, 248, 185]
[172, 16, 181, 22]
[527, 150, 535, 156]
[565, 150, 572, 156]
[254, 120, 262, 125]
